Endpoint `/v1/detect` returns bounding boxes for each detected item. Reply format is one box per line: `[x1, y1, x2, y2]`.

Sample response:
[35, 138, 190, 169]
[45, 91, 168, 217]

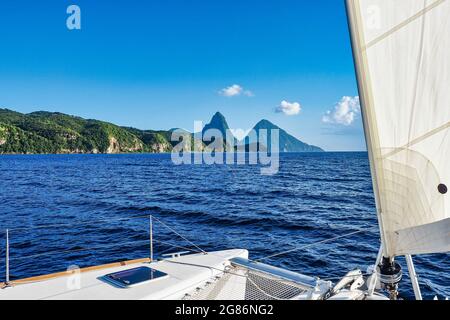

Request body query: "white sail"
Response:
[346, 0, 450, 257]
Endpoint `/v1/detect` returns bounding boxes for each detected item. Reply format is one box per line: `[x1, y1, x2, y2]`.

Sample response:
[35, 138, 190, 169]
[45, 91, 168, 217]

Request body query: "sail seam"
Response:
[382, 121, 450, 159]
[362, 0, 446, 51]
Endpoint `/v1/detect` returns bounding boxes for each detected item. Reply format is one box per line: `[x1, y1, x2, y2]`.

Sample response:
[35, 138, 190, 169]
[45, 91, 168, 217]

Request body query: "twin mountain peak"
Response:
[199, 112, 323, 153]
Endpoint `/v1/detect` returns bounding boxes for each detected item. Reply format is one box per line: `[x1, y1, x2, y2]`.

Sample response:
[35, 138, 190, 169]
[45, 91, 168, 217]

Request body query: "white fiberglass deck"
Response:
[0, 249, 248, 300]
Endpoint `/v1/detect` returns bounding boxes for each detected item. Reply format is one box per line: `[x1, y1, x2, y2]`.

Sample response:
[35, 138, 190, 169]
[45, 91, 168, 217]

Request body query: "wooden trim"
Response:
[1, 258, 151, 288]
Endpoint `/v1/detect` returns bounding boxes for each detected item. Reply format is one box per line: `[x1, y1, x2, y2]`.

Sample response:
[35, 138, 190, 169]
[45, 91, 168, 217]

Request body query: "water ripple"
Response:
[0, 152, 448, 299]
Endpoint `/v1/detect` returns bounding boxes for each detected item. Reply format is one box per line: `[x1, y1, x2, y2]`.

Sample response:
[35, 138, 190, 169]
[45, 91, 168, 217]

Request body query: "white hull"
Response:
[0, 249, 388, 300]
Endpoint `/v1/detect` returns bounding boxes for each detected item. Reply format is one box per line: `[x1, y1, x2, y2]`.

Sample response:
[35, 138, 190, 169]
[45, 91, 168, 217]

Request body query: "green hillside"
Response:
[0, 108, 324, 154]
[0, 109, 171, 154]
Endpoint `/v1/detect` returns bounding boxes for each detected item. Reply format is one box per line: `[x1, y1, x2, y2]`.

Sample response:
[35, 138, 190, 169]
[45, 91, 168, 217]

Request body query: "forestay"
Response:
[346, 0, 450, 257]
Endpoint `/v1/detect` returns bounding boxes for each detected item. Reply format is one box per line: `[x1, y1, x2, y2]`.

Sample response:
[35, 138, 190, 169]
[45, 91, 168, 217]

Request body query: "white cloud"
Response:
[275, 100, 301, 116]
[322, 96, 360, 126]
[219, 84, 253, 97]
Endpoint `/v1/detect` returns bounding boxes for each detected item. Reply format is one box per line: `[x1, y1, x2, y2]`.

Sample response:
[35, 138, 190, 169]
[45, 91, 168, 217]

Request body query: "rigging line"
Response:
[381, 121, 450, 159]
[254, 228, 375, 263]
[2, 214, 151, 232]
[7, 237, 199, 264]
[151, 215, 207, 254]
[1, 241, 200, 285]
[9, 239, 150, 262]
[362, 0, 446, 51]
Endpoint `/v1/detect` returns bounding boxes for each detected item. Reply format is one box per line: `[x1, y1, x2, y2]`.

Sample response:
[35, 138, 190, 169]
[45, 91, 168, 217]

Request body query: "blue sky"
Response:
[0, 0, 366, 151]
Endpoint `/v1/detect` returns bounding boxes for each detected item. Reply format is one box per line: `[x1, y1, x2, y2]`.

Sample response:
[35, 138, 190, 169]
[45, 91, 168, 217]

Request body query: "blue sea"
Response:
[0, 152, 448, 299]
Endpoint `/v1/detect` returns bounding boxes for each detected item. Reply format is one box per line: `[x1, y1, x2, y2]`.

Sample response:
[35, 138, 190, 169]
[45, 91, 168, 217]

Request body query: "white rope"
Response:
[8, 238, 201, 264]
[2, 214, 151, 233]
[254, 228, 377, 263]
[2, 213, 207, 282]
[152, 215, 207, 254]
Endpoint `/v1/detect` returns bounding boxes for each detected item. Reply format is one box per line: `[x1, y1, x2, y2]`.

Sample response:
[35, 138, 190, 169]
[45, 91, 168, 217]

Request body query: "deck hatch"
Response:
[102, 267, 168, 288]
